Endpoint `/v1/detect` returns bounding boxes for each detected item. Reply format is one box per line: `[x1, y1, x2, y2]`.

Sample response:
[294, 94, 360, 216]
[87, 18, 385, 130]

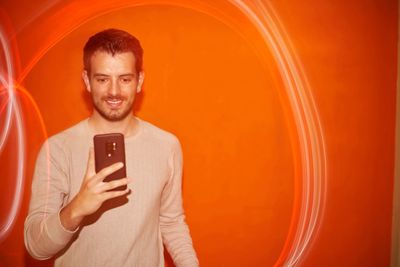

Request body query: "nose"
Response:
[108, 78, 121, 96]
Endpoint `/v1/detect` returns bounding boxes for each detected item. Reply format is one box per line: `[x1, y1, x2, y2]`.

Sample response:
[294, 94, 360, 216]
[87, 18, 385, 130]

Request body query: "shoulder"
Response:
[34, 119, 88, 166]
[139, 118, 180, 145]
[43, 119, 89, 151]
[138, 118, 181, 151]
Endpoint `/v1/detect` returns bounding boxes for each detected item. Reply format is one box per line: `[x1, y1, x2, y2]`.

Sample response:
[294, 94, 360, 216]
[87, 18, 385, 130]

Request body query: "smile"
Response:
[105, 99, 123, 108]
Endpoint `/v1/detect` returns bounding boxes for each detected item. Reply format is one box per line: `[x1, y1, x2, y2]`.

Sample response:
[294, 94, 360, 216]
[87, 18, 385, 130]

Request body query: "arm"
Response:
[24, 141, 130, 259]
[24, 139, 75, 259]
[160, 138, 199, 267]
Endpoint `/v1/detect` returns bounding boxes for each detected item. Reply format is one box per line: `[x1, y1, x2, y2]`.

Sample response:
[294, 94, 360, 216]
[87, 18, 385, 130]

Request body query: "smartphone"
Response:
[93, 133, 127, 191]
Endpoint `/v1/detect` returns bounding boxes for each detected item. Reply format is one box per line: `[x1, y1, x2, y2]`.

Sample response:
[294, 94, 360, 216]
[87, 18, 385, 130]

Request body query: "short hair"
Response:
[83, 28, 143, 74]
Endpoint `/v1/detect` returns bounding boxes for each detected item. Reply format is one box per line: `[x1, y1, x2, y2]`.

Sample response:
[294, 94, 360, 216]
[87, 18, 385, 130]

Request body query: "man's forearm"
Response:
[24, 211, 78, 260]
[160, 215, 199, 267]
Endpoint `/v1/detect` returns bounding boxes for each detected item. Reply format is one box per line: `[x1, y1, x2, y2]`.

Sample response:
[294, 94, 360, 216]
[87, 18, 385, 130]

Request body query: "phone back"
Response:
[93, 133, 127, 190]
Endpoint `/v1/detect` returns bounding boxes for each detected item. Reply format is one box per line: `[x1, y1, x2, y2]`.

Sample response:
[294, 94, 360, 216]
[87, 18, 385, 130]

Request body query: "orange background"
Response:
[0, 0, 397, 266]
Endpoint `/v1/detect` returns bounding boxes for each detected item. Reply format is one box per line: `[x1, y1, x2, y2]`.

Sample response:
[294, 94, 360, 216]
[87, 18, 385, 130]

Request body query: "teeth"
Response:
[107, 99, 122, 104]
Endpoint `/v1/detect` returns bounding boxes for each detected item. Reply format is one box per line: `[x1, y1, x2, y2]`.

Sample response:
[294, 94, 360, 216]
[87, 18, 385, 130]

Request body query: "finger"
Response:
[101, 178, 130, 191]
[102, 188, 130, 201]
[95, 162, 124, 182]
[84, 147, 95, 179]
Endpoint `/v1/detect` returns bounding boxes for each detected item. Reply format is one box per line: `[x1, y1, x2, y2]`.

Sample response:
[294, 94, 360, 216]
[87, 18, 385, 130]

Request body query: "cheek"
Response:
[90, 89, 105, 102]
[122, 85, 137, 97]
[90, 85, 107, 95]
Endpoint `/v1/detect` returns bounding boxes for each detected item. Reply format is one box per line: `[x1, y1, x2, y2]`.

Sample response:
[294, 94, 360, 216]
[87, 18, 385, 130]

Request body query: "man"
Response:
[24, 28, 199, 267]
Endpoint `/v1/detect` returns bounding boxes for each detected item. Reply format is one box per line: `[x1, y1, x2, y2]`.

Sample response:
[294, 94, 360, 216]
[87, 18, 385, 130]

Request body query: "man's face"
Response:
[83, 51, 143, 121]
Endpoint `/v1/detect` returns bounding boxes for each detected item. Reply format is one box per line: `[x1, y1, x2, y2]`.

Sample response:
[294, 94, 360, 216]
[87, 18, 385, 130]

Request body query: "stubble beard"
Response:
[92, 95, 134, 122]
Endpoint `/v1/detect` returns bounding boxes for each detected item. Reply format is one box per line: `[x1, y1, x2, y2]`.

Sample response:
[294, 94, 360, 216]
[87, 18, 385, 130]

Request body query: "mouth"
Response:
[105, 98, 123, 109]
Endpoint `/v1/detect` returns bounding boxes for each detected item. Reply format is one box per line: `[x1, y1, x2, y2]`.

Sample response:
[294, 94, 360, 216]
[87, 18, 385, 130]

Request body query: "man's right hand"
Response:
[60, 148, 130, 231]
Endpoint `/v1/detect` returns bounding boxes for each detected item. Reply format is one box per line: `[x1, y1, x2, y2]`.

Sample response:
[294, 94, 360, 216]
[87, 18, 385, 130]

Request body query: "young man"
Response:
[24, 28, 199, 267]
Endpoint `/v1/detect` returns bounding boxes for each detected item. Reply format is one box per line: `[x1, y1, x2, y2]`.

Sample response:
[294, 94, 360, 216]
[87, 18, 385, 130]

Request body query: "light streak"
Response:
[0, 25, 26, 243]
[0, 25, 14, 154]
[226, 1, 328, 266]
[0, 1, 327, 266]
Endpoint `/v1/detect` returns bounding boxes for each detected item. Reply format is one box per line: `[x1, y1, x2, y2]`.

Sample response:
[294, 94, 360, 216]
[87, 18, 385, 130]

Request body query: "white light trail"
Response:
[227, 0, 327, 266]
[0, 2, 327, 265]
[0, 25, 26, 244]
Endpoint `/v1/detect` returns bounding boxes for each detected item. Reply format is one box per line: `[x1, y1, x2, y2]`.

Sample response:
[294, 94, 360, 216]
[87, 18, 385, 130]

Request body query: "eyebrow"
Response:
[93, 73, 136, 77]
[93, 73, 109, 77]
[120, 74, 136, 78]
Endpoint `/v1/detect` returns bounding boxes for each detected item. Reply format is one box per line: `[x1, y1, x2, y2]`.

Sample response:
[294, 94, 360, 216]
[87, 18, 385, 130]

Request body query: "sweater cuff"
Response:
[45, 209, 79, 245]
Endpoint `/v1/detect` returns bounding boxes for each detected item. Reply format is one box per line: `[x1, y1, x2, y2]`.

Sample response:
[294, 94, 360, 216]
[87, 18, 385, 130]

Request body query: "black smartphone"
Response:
[93, 133, 127, 191]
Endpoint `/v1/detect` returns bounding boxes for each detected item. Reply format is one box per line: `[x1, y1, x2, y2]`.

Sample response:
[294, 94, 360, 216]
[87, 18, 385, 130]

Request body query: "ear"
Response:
[136, 71, 144, 93]
[82, 70, 91, 92]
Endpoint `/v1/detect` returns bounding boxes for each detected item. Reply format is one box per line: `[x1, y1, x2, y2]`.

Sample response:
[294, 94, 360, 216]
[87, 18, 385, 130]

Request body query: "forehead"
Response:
[89, 51, 137, 74]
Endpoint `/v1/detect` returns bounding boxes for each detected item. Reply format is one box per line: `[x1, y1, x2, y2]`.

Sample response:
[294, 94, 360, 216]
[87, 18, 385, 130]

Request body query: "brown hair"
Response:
[83, 28, 143, 74]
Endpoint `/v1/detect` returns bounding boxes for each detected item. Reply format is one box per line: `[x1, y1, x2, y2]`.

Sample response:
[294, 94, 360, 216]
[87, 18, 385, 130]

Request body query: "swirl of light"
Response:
[0, 25, 26, 243]
[2, 0, 327, 265]
[227, 1, 328, 266]
[0, 27, 14, 154]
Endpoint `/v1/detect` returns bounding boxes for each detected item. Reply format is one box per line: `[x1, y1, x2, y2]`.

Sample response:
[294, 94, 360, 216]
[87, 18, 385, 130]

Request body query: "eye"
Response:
[96, 77, 108, 83]
[121, 77, 132, 83]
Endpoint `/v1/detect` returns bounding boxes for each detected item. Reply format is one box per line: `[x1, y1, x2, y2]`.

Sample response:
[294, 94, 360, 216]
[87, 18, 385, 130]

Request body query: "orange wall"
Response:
[0, 1, 397, 266]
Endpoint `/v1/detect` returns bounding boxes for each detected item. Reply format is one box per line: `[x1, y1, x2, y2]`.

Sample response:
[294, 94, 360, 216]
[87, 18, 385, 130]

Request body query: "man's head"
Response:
[82, 29, 144, 122]
[83, 28, 143, 75]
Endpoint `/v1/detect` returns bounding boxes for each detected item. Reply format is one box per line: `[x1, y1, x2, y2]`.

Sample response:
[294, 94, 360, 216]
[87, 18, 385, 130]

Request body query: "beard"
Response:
[92, 94, 134, 122]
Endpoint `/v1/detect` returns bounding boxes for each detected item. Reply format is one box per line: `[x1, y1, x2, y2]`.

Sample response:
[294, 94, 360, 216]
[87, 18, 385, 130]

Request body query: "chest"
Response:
[66, 141, 171, 207]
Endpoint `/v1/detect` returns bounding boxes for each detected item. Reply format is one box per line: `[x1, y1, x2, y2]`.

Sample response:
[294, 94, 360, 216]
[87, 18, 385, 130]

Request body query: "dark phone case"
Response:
[93, 133, 127, 191]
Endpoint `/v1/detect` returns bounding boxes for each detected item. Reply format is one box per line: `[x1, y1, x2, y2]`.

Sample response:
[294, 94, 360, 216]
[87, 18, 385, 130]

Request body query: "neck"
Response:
[88, 111, 139, 137]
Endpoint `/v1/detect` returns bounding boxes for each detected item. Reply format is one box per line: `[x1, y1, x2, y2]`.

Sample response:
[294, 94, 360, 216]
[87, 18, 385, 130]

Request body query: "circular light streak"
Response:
[0, 1, 327, 266]
[227, 1, 327, 265]
[0, 24, 26, 244]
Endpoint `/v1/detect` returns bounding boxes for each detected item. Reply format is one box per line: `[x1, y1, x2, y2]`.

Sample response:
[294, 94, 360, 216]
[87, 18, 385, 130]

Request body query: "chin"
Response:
[104, 110, 133, 121]
[93, 102, 133, 121]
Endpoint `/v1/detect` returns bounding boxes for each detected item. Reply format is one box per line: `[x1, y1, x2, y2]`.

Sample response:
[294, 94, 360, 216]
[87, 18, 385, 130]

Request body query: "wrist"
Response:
[60, 199, 84, 231]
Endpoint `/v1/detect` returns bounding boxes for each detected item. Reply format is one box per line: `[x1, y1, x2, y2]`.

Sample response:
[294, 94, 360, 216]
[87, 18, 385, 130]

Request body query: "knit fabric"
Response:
[24, 118, 199, 267]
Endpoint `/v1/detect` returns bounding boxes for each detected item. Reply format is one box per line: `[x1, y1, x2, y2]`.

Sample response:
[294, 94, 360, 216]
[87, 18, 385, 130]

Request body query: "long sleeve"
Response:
[24, 118, 198, 266]
[160, 138, 199, 267]
[24, 138, 77, 259]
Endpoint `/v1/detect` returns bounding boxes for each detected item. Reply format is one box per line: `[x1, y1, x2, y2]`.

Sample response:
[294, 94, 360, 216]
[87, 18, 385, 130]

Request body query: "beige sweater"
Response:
[24, 118, 199, 267]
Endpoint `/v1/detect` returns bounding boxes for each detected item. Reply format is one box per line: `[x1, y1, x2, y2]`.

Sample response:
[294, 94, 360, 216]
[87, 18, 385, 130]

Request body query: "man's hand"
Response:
[60, 148, 130, 231]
